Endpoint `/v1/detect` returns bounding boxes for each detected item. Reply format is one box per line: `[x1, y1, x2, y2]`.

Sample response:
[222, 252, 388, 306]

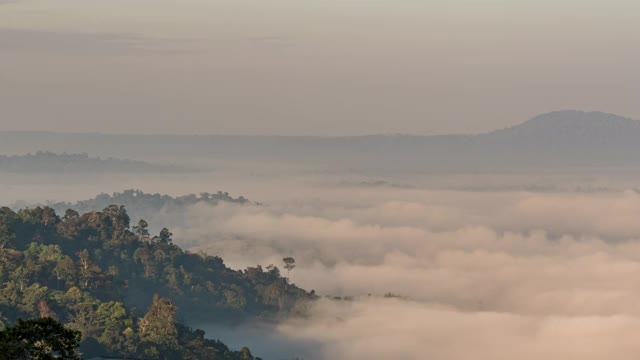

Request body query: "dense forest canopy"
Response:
[0, 204, 313, 359]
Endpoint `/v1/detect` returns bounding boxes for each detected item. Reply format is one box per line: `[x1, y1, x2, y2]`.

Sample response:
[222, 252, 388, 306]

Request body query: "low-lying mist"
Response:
[169, 180, 640, 359]
[175, 190, 640, 313]
[4, 169, 640, 359]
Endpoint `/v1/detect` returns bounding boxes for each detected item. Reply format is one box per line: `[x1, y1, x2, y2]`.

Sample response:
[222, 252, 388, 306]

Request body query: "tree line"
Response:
[0, 205, 314, 359]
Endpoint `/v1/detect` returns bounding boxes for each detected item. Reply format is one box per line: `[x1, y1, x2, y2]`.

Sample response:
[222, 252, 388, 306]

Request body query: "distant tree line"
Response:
[0, 152, 180, 174]
[39, 189, 252, 230]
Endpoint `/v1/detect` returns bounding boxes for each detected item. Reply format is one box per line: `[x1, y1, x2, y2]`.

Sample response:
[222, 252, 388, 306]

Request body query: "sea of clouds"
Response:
[167, 184, 640, 360]
[5, 171, 640, 359]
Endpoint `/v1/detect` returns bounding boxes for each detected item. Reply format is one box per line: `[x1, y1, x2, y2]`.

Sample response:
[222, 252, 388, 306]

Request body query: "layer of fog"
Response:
[274, 297, 640, 360]
[5, 170, 640, 359]
[3, 163, 640, 204]
[175, 190, 640, 313]
[165, 180, 640, 359]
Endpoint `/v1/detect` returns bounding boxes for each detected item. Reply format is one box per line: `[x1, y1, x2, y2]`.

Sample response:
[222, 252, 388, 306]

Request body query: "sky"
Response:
[1, 0, 639, 135]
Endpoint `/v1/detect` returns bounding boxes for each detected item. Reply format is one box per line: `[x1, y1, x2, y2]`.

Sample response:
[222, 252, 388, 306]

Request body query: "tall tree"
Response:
[102, 205, 130, 239]
[159, 228, 173, 244]
[75, 250, 104, 288]
[282, 257, 296, 281]
[133, 219, 150, 239]
[138, 294, 178, 348]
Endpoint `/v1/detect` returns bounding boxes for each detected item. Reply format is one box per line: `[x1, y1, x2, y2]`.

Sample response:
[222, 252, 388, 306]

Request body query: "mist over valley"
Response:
[2, 0, 639, 357]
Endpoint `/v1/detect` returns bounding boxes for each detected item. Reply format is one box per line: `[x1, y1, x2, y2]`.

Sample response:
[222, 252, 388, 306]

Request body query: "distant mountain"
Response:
[2, 111, 640, 172]
[467, 111, 640, 169]
[0, 151, 183, 174]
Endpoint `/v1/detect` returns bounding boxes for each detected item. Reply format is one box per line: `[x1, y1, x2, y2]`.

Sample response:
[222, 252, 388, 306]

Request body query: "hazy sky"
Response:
[1, 0, 639, 135]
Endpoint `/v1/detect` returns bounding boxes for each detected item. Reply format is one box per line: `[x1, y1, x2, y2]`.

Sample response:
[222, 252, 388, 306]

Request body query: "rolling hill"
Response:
[2, 111, 639, 172]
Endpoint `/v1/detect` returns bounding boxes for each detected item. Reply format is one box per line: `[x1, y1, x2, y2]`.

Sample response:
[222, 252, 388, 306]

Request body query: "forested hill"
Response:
[0, 151, 182, 174]
[45, 189, 251, 227]
[0, 205, 313, 359]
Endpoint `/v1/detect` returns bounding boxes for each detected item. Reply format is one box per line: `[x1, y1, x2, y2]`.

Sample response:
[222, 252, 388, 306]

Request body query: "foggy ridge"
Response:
[0, 151, 185, 174]
[2, 110, 639, 171]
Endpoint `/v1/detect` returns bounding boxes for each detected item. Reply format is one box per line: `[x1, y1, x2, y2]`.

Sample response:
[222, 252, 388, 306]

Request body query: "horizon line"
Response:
[0, 110, 633, 138]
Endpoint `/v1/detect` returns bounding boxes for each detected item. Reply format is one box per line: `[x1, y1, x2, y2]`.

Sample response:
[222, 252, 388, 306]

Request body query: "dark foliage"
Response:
[0, 205, 313, 359]
[0, 317, 81, 360]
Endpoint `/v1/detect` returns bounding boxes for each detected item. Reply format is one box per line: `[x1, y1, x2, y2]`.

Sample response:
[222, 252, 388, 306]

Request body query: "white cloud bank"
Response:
[277, 298, 640, 360]
[5, 172, 640, 359]
[167, 188, 640, 359]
